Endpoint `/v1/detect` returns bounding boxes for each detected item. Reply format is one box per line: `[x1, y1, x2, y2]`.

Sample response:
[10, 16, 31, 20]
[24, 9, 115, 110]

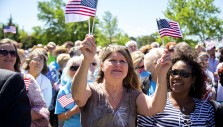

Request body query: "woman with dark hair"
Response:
[72, 35, 172, 127]
[0, 38, 50, 126]
[24, 49, 52, 108]
[138, 52, 215, 126]
[216, 49, 223, 103]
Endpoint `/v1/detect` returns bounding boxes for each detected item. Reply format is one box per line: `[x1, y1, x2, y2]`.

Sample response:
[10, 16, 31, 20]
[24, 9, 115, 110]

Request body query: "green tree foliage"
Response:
[164, 0, 223, 42]
[36, 0, 91, 45]
[97, 11, 129, 46]
[136, 33, 158, 47]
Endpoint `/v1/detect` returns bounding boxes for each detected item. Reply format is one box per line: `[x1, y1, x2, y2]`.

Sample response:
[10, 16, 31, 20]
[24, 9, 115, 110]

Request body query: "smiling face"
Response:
[169, 60, 195, 94]
[0, 43, 17, 71]
[102, 52, 128, 80]
[28, 54, 44, 75]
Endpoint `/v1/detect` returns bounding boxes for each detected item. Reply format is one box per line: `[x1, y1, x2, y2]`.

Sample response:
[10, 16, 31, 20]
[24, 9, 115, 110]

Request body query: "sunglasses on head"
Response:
[69, 65, 79, 71]
[169, 69, 191, 78]
[0, 49, 17, 57]
[135, 65, 144, 70]
[91, 62, 97, 66]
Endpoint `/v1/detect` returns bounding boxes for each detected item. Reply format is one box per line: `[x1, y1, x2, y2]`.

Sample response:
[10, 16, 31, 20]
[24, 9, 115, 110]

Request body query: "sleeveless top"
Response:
[80, 83, 141, 127]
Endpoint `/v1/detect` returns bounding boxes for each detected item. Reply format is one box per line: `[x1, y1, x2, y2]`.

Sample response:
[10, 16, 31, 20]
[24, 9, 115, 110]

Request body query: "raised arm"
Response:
[136, 50, 172, 116]
[71, 35, 96, 107]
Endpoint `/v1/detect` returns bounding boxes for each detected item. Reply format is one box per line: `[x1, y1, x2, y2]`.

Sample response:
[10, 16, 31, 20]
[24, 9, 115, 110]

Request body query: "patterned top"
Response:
[80, 83, 141, 127]
[137, 97, 215, 127]
[23, 74, 50, 127]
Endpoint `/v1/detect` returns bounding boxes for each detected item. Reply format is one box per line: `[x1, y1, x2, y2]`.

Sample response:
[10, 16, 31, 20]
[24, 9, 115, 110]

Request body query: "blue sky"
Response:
[0, 0, 222, 37]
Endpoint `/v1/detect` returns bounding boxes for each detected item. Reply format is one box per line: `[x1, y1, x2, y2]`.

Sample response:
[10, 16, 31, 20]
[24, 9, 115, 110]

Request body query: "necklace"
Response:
[101, 85, 123, 102]
[181, 107, 186, 112]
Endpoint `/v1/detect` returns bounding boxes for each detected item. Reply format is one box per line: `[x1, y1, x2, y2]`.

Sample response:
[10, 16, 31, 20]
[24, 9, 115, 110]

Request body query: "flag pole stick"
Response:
[91, 0, 99, 35]
[88, 18, 91, 35]
[4, 33, 6, 38]
[162, 37, 165, 48]
[91, 17, 95, 35]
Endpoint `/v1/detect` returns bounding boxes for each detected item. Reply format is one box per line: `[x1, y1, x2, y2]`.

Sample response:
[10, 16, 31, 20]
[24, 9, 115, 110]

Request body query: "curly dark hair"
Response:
[167, 53, 207, 99]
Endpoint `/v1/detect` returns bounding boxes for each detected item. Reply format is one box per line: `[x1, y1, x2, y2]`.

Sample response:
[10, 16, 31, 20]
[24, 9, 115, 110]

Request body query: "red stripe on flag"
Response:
[58, 94, 74, 107]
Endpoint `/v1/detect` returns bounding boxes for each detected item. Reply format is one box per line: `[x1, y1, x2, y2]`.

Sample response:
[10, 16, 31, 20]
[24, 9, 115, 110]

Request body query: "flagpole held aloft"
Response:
[88, 18, 91, 35]
[91, 0, 99, 35]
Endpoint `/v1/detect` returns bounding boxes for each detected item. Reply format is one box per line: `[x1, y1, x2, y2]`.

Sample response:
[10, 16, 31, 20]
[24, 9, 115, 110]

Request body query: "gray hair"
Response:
[144, 48, 164, 71]
[125, 40, 138, 47]
[63, 56, 83, 80]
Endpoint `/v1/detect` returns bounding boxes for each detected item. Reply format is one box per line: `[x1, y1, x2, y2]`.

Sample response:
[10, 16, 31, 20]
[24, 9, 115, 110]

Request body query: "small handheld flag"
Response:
[65, 0, 98, 23]
[3, 26, 16, 34]
[157, 19, 182, 38]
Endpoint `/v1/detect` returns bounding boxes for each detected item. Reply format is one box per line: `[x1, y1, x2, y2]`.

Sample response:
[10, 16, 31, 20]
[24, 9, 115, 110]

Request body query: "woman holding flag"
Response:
[71, 35, 172, 127]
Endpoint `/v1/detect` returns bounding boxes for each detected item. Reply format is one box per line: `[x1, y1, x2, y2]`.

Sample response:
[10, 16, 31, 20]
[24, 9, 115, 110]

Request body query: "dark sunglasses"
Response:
[91, 62, 97, 66]
[168, 49, 174, 52]
[135, 65, 144, 70]
[69, 65, 79, 71]
[0, 49, 17, 57]
[169, 70, 191, 78]
[56, 51, 66, 54]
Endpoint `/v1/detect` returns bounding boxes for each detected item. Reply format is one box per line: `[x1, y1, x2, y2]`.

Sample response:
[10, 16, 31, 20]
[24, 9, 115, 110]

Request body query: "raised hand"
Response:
[155, 49, 172, 77]
[80, 35, 96, 63]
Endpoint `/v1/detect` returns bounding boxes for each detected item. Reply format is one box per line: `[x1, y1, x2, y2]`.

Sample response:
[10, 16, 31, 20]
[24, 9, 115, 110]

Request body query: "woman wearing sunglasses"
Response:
[138, 51, 215, 126]
[55, 56, 82, 127]
[0, 39, 50, 127]
[72, 35, 172, 127]
[131, 51, 151, 94]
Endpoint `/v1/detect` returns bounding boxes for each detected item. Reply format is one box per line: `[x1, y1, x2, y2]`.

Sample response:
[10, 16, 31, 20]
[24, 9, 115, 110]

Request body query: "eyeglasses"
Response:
[135, 65, 144, 70]
[32, 58, 43, 62]
[56, 51, 66, 54]
[91, 62, 97, 66]
[168, 49, 174, 52]
[0, 49, 17, 57]
[70, 65, 79, 71]
[169, 69, 192, 78]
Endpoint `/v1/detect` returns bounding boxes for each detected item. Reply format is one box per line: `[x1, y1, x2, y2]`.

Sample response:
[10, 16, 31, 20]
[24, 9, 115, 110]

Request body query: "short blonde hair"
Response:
[57, 53, 70, 68]
[131, 51, 144, 67]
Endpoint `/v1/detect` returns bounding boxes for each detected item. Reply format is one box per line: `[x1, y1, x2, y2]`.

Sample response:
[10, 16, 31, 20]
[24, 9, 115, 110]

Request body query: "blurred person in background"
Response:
[165, 42, 176, 59]
[0, 38, 49, 126]
[197, 52, 216, 100]
[24, 50, 52, 108]
[46, 42, 56, 65]
[125, 40, 138, 53]
[55, 56, 83, 127]
[140, 44, 152, 55]
[131, 50, 151, 94]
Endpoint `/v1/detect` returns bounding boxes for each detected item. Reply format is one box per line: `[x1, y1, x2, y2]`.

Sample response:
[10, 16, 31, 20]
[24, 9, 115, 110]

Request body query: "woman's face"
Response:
[29, 54, 44, 74]
[90, 60, 97, 73]
[0, 43, 17, 71]
[102, 52, 128, 80]
[68, 63, 80, 78]
[169, 60, 195, 94]
[135, 60, 145, 74]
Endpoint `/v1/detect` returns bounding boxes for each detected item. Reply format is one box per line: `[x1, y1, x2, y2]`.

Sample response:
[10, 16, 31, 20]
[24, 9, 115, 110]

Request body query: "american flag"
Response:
[65, 0, 98, 23]
[23, 77, 30, 91]
[157, 19, 182, 38]
[58, 93, 74, 107]
[3, 26, 16, 34]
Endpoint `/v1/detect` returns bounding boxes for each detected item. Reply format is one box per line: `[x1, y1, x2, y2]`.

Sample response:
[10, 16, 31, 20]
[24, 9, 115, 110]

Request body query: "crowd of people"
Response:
[0, 36, 223, 127]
